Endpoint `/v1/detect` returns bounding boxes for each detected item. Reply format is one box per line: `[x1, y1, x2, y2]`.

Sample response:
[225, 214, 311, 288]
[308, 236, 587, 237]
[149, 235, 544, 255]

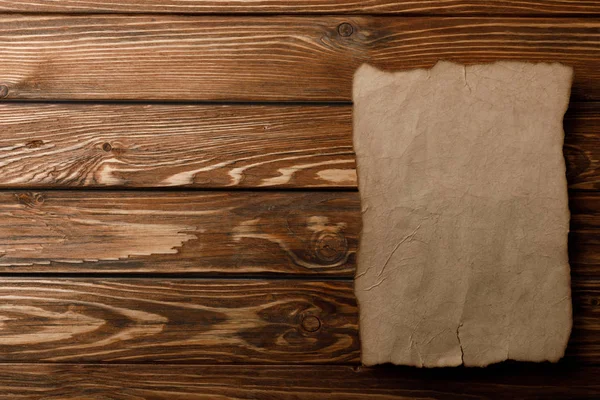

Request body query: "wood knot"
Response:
[564, 145, 590, 182]
[102, 142, 112, 152]
[591, 298, 599, 307]
[337, 22, 354, 37]
[34, 193, 45, 204]
[0, 84, 9, 98]
[25, 140, 44, 149]
[301, 315, 321, 332]
[314, 231, 347, 263]
[15, 192, 45, 207]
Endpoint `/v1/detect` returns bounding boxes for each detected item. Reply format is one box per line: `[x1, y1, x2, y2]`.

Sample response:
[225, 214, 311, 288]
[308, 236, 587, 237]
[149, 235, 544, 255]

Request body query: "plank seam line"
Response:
[0, 274, 355, 281]
[0, 187, 360, 193]
[0, 361, 363, 366]
[0, 12, 597, 18]
[0, 99, 354, 107]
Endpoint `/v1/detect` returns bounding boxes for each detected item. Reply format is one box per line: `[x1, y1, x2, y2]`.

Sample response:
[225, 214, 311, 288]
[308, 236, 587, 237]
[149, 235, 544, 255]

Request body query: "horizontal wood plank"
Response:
[0, 279, 358, 363]
[0, 102, 597, 190]
[0, 104, 355, 188]
[0, 278, 595, 364]
[0, 1, 599, 15]
[0, 191, 600, 274]
[0, 16, 597, 102]
[0, 191, 359, 274]
[0, 364, 598, 400]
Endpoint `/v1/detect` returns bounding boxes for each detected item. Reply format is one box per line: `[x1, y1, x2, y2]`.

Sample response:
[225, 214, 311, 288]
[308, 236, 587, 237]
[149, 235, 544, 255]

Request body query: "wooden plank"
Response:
[565, 103, 600, 191]
[0, 191, 359, 274]
[0, 364, 598, 400]
[570, 193, 600, 270]
[570, 276, 600, 364]
[0, 278, 595, 364]
[0, 0, 599, 15]
[0, 104, 355, 189]
[571, 232, 600, 268]
[0, 279, 359, 363]
[1, 190, 600, 273]
[0, 102, 597, 190]
[0, 16, 597, 102]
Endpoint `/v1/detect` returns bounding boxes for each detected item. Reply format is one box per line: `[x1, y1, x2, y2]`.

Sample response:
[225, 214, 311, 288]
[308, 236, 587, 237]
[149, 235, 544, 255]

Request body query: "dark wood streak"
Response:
[0, 191, 359, 274]
[0, 363, 597, 400]
[0, 278, 595, 364]
[0, 0, 599, 15]
[0, 279, 358, 363]
[0, 17, 596, 101]
[0, 102, 597, 190]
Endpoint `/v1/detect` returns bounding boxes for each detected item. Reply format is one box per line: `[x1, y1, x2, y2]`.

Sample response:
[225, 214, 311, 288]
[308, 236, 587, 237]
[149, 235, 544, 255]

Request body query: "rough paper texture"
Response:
[353, 61, 573, 367]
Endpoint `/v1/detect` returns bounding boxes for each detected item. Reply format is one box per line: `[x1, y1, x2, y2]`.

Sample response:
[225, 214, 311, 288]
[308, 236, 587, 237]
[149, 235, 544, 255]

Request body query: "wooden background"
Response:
[0, 1, 598, 399]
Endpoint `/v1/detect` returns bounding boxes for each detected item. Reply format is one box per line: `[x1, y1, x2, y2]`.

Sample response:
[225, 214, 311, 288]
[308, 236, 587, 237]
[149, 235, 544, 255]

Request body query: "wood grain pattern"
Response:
[0, 0, 599, 15]
[1, 190, 600, 274]
[0, 278, 594, 364]
[0, 364, 598, 400]
[0, 191, 359, 274]
[570, 276, 600, 364]
[570, 194, 600, 272]
[0, 2, 595, 398]
[0, 279, 358, 363]
[0, 102, 597, 189]
[0, 16, 597, 102]
[565, 103, 600, 190]
[0, 104, 355, 188]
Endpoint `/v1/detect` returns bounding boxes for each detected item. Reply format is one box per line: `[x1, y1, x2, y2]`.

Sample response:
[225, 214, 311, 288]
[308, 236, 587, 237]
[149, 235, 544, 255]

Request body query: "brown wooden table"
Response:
[0, 1, 598, 398]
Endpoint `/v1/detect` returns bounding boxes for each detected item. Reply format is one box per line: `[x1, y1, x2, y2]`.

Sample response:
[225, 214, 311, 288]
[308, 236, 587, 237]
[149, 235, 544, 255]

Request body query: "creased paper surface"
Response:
[353, 61, 573, 367]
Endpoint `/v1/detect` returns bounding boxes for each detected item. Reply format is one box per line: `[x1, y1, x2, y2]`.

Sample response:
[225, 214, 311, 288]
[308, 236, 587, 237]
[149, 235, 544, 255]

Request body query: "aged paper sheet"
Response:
[354, 61, 573, 367]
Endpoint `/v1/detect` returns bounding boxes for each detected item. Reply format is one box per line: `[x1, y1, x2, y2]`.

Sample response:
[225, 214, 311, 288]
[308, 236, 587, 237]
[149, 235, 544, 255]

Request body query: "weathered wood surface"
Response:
[0, 278, 594, 364]
[0, 364, 598, 400]
[1, 191, 600, 274]
[0, 17, 597, 102]
[0, 2, 594, 398]
[0, 279, 358, 363]
[0, 102, 597, 190]
[1, 0, 599, 15]
[0, 191, 359, 274]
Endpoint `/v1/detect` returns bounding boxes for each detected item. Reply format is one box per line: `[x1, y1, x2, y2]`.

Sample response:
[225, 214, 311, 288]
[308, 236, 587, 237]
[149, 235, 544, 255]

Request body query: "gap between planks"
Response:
[0, 0, 598, 16]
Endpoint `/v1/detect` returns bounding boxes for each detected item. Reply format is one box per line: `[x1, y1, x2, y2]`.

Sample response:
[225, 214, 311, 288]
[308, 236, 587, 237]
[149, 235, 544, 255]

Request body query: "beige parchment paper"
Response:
[354, 61, 573, 367]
